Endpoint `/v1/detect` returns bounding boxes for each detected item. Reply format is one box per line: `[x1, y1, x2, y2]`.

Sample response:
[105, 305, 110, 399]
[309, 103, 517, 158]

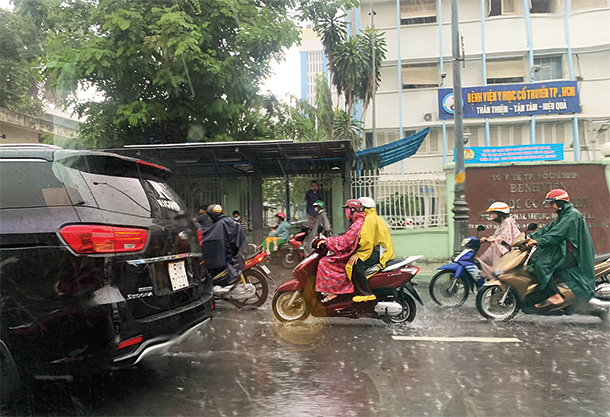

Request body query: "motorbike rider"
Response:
[201, 204, 249, 297]
[314, 199, 366, 303]
[303, 200, 333, 257]
[346, 197, 395, 303]
[262, 212, 291, 255]
[478, 202, 521, 280]
[526, 189, 595, 308]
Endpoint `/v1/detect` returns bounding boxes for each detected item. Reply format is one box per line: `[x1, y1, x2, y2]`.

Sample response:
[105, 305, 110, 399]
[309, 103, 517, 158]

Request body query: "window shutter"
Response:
[487, 58, 526, 79]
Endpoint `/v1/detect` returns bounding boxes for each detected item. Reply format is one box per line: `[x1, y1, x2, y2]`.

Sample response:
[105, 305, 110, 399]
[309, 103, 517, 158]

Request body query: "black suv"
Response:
[0, 144, 213, 397]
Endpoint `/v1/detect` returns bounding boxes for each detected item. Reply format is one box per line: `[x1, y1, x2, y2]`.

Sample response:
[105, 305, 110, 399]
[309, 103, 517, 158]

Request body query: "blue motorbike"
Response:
[429, 225, 487, 307]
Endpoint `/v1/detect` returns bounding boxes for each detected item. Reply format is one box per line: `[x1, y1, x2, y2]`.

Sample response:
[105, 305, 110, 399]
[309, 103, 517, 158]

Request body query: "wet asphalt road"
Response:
[4, 263, 610, 417]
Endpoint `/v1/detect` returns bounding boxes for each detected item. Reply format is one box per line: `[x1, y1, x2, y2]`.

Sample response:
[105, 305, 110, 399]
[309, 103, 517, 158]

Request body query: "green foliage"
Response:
[16, 0, 300, 147]
[0, 9, 44, 116]
[333, 109, 363, 149]
[377, 192, 423, 218]
[303, 2, 387, 142]
[262, 177, 312, 221]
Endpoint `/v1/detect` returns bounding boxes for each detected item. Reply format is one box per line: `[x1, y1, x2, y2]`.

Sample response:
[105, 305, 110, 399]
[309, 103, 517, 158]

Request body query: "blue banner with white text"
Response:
[438, 81, 580, 119]
[456, 144, 564, 164]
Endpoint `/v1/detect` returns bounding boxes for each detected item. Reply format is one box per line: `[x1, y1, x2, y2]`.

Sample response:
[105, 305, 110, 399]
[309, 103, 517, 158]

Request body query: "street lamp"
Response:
[451, 0, 469, 254]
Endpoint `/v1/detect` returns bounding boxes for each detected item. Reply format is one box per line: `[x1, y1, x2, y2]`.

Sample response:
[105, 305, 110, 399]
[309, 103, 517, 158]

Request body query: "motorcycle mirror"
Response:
[527, 223, 538, 231]
[476, 225, 486, 232]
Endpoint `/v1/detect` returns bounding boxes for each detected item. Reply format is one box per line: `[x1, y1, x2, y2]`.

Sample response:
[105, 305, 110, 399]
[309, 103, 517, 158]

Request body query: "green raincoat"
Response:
[530, 202, 595, 300]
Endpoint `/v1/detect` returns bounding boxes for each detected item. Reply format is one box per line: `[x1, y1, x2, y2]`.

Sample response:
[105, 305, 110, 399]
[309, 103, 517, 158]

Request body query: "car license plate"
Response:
[261, 265, 271, 275]
[168, 261, 189, 291]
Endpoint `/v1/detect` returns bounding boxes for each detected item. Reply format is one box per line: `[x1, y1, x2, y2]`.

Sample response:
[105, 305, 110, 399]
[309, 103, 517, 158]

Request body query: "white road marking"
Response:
[392, 336, 521, 343]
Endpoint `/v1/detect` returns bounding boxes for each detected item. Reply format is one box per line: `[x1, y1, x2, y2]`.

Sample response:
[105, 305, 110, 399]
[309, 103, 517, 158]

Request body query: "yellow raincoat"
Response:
[346, 207, 394, 279]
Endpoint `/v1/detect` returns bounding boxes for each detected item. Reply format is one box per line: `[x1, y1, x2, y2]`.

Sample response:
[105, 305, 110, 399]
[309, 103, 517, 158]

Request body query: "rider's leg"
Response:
[535, 277, 563, 307]
[352, 248, 380, 302]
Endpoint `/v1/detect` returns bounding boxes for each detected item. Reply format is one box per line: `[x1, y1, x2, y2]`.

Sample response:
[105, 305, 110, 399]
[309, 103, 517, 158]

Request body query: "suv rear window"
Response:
[0, 160, 72, 209]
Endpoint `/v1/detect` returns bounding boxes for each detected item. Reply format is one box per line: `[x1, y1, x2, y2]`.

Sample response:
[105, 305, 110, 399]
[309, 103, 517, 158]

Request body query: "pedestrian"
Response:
[194, 204, 213, 229]
[478, 202, 521, 280]
[262, 212, 290, 255]
[526, 189, 595, 308]
[232, 210, 248, 231]
[305, 180, 323, 228]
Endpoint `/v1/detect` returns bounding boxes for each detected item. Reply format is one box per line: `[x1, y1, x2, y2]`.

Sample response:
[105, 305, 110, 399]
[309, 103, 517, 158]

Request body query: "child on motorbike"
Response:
[478, 202, 521, 280]
[262, 212, 290, 255]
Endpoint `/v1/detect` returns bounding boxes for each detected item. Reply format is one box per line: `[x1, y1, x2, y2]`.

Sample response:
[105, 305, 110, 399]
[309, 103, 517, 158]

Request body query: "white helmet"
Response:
[486, 202, 510, 214]
[358, 197, 376, 208]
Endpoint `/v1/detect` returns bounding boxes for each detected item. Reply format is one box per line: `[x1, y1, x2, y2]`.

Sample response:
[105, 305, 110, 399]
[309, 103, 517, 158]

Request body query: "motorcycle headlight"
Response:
[460, 238, 470, 247]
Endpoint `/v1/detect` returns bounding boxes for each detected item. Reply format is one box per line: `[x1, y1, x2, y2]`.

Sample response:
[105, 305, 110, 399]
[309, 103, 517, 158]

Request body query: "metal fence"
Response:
[352, 170, 447, 229]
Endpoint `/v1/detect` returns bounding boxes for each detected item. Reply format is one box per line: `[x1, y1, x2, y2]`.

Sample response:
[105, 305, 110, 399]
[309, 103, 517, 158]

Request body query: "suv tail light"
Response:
[60, 225, 148, 254]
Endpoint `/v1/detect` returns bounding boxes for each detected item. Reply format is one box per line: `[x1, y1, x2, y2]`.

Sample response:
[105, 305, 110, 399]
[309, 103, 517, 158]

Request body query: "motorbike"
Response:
[272, 238, 424, 324]
[212, 248, 273, 309]
[281, 226, 309, 269]
[476, 223, 610, 322]
[429, 225, 487, 307]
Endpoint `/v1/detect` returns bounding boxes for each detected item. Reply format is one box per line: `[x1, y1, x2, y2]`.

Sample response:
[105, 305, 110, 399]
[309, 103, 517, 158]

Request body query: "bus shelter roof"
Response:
[108, 139, 355, 178]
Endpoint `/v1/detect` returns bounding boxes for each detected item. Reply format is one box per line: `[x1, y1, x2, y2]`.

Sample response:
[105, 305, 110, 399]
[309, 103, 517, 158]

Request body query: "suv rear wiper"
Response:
[92, 182, 150, 212]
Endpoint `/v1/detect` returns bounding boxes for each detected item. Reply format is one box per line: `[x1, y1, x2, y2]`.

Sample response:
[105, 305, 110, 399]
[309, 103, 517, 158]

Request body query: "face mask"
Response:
[234, 216, 240, 221]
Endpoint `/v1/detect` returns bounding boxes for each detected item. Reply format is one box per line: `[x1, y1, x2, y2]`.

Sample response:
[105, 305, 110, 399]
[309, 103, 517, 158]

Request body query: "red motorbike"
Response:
[272, 242, 424, 324]
[213, 248, 273, 309]
[281, 227, 308, 269]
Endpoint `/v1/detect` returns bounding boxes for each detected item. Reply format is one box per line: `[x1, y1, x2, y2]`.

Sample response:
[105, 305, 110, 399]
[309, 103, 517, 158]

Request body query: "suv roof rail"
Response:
[0, 143, 62, 149]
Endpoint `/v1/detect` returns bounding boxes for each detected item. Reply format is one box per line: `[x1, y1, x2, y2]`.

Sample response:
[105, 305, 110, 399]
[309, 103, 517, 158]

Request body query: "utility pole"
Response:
[369, 0, 377, 149]
[451, 0, 469, 254]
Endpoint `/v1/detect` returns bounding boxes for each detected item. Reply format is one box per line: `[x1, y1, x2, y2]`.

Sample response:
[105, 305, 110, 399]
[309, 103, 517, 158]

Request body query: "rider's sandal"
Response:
[321, 295, 337, 304]
[535, 297, 564, 309]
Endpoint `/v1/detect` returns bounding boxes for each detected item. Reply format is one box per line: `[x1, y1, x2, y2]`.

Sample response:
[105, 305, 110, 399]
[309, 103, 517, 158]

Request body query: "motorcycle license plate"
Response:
[168, 260, 189, 291]
[261, 265, 271, 275]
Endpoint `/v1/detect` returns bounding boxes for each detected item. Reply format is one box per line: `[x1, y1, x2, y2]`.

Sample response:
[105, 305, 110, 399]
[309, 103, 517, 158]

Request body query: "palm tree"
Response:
[357, 28, 387, 127]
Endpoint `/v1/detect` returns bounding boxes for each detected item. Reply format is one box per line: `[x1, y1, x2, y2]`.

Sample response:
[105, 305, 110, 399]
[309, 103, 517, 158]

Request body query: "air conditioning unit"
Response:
[422, 112, 437, 122]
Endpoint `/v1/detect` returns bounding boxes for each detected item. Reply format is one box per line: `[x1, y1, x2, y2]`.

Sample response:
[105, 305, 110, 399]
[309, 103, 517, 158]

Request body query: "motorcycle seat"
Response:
[594, 253, 610, 264]
[365, 255, 424, 276]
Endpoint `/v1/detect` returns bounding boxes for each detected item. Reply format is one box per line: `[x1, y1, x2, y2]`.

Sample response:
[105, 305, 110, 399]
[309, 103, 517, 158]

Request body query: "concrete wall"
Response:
[391, 227, 451, 262]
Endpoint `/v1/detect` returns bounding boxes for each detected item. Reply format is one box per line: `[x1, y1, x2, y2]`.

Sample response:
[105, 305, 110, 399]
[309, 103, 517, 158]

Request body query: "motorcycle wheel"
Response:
[281, 250, 301, 270]
[476, 285, 520, 322]
[429, 271, 469, 307]
[272, 291, 310, 322]
[382, 295, 417, 325]
[229, 269, 269, 309]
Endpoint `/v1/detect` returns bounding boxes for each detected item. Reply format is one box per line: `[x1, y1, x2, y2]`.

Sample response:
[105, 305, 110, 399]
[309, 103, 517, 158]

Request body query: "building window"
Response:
[402, 63, 439, 89]
[530, 0, 554, 14]
[400, 0, 437, 25]
[488, 0, 516, 16]
[533, 56, 563, 81]
[571, 0, 607, 12]
[416, 129, 441, 155]
[486, 58, 526, 84]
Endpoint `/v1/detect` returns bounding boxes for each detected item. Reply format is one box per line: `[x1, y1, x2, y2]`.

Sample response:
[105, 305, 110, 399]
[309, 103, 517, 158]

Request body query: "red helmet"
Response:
[276, 212, 286, 220]
[543, 189, 569, 203]
[343, 199, 362, 212]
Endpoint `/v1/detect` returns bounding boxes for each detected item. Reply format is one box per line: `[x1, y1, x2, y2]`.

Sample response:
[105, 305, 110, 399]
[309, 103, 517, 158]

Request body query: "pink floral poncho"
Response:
[315, 212, 365, 295]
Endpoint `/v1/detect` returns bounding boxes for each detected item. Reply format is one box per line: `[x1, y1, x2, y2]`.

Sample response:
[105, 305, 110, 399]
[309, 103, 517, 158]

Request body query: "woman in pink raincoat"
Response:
[314, 199, 366, 303]
[478, 202, 521, 280]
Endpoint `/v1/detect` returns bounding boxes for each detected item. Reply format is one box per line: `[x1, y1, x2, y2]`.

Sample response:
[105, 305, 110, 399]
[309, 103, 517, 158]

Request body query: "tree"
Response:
[0, 8, 44, 116]
[301, 1, 387, 142]
[17, 0, 300, 148]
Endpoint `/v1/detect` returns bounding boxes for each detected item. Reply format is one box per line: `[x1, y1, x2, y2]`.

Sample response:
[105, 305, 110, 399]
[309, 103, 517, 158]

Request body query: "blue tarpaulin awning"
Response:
[355, 128, 429, 169]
